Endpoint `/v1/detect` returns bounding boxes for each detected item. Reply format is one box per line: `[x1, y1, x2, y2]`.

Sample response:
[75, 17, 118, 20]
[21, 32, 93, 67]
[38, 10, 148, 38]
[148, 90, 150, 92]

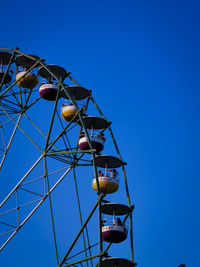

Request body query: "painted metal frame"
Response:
[0, 48, 135, 266]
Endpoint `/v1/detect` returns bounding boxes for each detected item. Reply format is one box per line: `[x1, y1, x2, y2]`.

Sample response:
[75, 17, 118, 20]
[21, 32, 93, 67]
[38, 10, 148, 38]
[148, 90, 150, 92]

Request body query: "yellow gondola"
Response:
[61, 104, 78, 122]
[15, 54, 40, 89]
[16, 71, 38, 89]
[92, 155, 122, 194]
[60, 85, 90, 122]
[92, 175, 119, 194]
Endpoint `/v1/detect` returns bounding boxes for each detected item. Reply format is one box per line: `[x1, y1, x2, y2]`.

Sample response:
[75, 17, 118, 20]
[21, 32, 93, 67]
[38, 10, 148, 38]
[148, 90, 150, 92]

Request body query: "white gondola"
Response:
[38, 64, 68, 101]
[39, 83, 59, 101]
[78, 116, 109, 153]
[79, 134, 105, 153]
[101, 203, 131, 243]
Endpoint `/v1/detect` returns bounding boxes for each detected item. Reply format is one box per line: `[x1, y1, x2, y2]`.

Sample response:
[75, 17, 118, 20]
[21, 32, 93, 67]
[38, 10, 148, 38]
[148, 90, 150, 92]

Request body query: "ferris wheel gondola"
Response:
[92, 155, 123, 194]
[0, 51, 14, 84]
[61, 85, 90, 122]
[101, 203, 130, 243]
[78, 116, 109, 153]
[38, 64, 68, 100]
[101, 257, 137, 267]
[15, 54, 39, 89]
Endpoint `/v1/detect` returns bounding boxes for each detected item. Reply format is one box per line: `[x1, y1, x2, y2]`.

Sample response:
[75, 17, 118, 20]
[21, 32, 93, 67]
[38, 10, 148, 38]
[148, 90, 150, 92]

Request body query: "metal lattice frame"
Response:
[0, 48, 135, 267]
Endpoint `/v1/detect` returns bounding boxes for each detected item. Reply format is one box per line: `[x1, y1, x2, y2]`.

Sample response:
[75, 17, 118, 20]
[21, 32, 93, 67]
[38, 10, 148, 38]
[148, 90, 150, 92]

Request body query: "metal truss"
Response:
[0, 48, 135, 267]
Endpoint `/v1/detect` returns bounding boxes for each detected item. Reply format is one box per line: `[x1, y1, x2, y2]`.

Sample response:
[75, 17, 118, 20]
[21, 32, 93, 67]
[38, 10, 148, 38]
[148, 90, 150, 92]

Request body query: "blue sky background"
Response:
[0, 0, 200, 267]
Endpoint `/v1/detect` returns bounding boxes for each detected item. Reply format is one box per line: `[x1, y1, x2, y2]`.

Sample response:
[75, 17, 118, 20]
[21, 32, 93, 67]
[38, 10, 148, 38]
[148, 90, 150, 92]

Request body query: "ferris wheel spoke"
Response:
[0, 113, 22, 169]
[0, 220, 17, 229]
[0, 106, 42, 153]
[55, 108, 74, 161]
[0, 95, 21, 107]
[0, 155, 44, 207]
[73, 167, 90, 267]
[0, 101, 21, 113]
[63, 253, 103, 267]
[26, 95, 41, 109]
[23, 113, 73, 163]
[9, 87, 21, 107]
[0, 153, 85, 251]
[59, 196, 101, 266]
[44, 155, 59, 265]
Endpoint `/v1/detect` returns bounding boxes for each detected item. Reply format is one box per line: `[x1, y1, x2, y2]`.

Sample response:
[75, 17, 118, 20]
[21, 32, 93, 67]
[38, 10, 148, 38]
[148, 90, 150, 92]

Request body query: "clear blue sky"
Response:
[0, 0, 200, 267]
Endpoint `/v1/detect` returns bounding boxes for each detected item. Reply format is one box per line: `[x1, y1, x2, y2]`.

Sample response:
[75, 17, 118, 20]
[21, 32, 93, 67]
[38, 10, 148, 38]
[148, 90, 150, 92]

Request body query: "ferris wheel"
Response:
[0, 48, 136, 267]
